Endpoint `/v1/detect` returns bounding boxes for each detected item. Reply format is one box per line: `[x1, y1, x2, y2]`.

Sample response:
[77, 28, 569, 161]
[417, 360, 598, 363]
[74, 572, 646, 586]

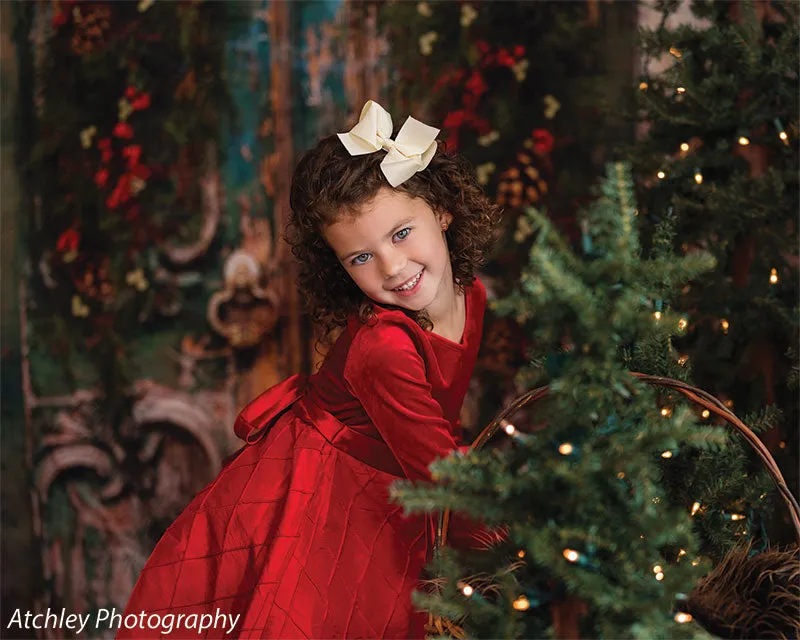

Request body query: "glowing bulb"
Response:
[654, 311, 662, 320]
[461, 584, 474, 596]
[639, 81, 648, 90]
[694, 172, 703, 184]
[738, 136, 750, 146]
[657, 171, 666, 180]
[779, 131, 788, 141]
[678, 549, 687, 556]
[676, 86, 686, 94]
[770, 268, 778, 284]
[660, 407, 672, 417]
[701, 409, 710, 419]
[669, 46, 682, 58]
[720, 319, 729, 333]
[680, 142, 690, 152]
[678, 318, 688, 330]
[655, 571, 665, 581]
[677, 354, 689, 366]
[730, 513, 745, 521]
[504, 422, 516, 436]
[653, 565, 663, 573]
[691, 559, 700, 566]
[675, 612, 693, 623]
[563, 549, 579, 563]
[513, 595, 530, 611]
[661, 450, 673, 459]
[691, 501, 701, 516]
[558, 443, 574, 455]
[617, 472, 625, 479]
[517, 550, 526, 558]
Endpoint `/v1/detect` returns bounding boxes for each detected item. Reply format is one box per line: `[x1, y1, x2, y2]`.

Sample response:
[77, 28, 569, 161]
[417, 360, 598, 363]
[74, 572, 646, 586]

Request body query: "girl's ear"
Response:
[437, 210, 453, 228]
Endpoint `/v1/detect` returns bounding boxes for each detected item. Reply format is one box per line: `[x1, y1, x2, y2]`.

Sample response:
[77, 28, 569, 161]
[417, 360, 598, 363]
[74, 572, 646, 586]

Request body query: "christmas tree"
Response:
[632, 0, 799, 493]
[393, 163, 731, 638]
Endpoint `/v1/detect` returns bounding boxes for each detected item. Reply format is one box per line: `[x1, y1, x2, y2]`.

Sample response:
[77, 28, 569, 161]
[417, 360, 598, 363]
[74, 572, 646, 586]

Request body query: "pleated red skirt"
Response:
[119, 377, 432, 639]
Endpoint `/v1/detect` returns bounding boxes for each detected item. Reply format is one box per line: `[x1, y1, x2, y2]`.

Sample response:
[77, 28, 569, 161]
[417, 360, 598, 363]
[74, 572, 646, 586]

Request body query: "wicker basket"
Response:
[431, 373, 800, 639]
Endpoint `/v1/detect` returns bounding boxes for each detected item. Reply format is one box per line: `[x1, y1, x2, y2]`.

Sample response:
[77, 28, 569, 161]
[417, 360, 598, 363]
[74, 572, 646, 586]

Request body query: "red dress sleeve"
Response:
[344, 317, 460, 482]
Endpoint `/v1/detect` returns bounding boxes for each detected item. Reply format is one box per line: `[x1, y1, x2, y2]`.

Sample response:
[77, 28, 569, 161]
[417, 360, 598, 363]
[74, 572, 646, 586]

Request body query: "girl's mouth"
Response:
[392, 269, 424, 296]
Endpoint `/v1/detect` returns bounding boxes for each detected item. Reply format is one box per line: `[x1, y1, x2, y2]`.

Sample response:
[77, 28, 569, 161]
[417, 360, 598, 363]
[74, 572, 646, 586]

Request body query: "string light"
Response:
[774, 118, 789, 145]
[461, 584, 474, 597]
[730, 513, 746, 521]
[653, 565, 663, 574]
[675, 612, 693, 624]
[678, 549, 687, 556]
[660, 407, 672, 417]
[690, 501, 701, 516]
[517, 550, 526, 558]
[639, 81, 648, 90]
[655, 571, 665, 581]
[661, 450, 673, 459]
[694, 170, 703, 184]
[680, 142, 690, 152]
[657, 170, 666, 180]
[563, 549, 580, 563]
[513, 595, 530, 611]
[720, 318, 730, 334]
[669, 46, 682, 58]
[769, 268, 779, 284]
[738, 136, 750, 146]
[677, 354, 689, 366]
[724, 399, 734, 409]
[654, 311, 662, 320]
[617, 472, 625, 479]
[678, 318, 688, 330]
[701, 409, 710, 419]
[558, 443, 574, 455]
[504, 422, 517, 436]
[691, 559, 700, 566]
[676, 86, 686, 94]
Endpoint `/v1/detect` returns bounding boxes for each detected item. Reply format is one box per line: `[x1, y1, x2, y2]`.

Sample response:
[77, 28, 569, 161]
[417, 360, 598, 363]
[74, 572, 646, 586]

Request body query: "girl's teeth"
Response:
[395, 271, 421, 291]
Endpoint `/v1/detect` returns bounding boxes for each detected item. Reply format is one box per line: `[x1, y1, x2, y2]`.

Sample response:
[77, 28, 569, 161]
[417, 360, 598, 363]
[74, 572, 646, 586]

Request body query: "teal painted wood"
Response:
[222, 0, 345, 248]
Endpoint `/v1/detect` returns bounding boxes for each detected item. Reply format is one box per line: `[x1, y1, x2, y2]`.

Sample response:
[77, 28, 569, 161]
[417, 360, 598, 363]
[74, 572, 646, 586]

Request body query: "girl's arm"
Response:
[344, 321, 460, 482]
[345, 319, 505, 550]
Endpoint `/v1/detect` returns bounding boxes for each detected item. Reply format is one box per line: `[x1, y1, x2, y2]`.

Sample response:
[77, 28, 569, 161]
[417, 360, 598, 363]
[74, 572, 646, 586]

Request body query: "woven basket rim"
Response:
[436, 372, 800, 549]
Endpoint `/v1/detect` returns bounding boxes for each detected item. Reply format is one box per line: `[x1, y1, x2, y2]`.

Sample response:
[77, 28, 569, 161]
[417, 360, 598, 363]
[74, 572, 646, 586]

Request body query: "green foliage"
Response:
[632, 0, 798, 434]
[394, 164, 722, 638]
[630, 0, 799, 546]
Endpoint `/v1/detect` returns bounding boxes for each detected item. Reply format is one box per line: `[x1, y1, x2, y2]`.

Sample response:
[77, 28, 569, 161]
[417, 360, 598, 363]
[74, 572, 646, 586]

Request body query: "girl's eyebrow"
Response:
[340, 216, 416, 261]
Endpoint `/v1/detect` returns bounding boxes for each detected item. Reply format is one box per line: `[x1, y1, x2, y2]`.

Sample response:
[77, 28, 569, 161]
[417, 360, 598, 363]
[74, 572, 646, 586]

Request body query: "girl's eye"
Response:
[394, 227, 411, 241]
[351, 253, 371, 266]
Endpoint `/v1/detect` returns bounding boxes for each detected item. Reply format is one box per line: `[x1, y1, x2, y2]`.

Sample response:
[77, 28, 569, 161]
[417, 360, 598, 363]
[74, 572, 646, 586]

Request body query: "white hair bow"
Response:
[337, 100, 440, 187]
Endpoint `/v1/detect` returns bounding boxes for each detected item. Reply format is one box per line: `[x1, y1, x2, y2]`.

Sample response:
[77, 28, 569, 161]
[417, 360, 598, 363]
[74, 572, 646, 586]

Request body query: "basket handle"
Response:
[437, 373, 800, 549]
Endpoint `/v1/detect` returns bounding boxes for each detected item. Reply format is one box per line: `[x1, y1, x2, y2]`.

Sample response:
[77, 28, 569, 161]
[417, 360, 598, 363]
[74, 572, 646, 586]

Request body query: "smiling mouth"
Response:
[392, 269, 424, 292]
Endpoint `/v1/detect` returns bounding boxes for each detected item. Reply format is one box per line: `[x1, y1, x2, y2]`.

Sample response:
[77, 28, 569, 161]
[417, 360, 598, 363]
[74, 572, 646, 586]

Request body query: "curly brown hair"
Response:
[286, 133, 501, 343]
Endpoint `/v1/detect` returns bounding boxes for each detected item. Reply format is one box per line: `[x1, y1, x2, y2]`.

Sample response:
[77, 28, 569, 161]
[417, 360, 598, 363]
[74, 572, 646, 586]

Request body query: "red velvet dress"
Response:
[119, 278, 486, 639]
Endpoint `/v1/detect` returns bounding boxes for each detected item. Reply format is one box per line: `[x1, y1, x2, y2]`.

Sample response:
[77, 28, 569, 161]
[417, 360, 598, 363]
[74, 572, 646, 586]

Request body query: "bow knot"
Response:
[337, 100, 439, 187]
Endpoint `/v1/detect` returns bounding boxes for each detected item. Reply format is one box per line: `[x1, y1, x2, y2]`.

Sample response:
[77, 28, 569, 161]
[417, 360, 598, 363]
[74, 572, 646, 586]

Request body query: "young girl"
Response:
[118, 101, 500, 639]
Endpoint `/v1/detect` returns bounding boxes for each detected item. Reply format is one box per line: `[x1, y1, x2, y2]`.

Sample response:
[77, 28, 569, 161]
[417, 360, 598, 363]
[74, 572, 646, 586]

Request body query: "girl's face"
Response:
[323, 188, 454, 314]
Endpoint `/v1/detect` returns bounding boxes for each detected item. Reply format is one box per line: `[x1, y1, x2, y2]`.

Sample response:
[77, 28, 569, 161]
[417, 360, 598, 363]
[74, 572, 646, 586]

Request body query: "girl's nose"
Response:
[381, 251, 407, 280]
